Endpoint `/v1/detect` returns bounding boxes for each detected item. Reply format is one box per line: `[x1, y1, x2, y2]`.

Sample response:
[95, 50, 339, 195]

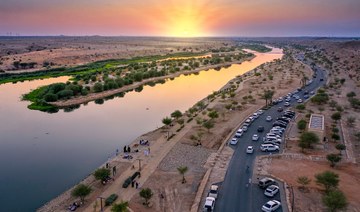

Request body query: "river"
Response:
[0, 48, 282, 211]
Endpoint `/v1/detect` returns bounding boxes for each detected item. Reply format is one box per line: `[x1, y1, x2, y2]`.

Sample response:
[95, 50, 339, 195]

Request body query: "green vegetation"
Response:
[311, 89, 329, 105]
[297, 119, 307, 131]
[71, 184, 92, 202]
[111, 201, 129, 212]
[20, 49, 254, 112]
[93, 167, 111, 182]
[177, 166, 188, 183]
[139, 188, 153, 206]
[298, 132, 319, 151]
[326, 154, 342, 167]
[239, 44, 272, 53]
[323, 190, 348, 212]
[315, 171, 339, 193]
[297, 176, 311, 190]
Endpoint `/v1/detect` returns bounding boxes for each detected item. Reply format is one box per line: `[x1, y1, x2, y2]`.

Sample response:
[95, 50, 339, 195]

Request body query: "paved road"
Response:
[214, 55, 326, 212]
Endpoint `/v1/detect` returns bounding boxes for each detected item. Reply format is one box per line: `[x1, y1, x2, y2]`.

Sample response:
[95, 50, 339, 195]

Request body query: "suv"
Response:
[208, 185, 219, 199]
[258, 177, 276, 189]
[260, 144, 279, 152]
[204, 197, 215, 211]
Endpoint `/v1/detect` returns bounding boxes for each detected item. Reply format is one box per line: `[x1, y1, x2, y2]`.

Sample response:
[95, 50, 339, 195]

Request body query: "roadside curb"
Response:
[190, 168, 212, 212]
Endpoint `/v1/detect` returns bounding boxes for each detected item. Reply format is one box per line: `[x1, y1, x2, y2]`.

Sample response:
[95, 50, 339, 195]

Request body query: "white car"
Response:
[252, 134, 259, 141]
[235, 129, 243, 138]
[230, 137, 238, 145]
[208, 185, 219, 199]
[264, 185, 280, 197]
[242, 125, 248, 132]
[284, 102, 290, 107]
[262, 200, 281, 212]
[246, 146, 254, 154]
[257, 109, 264, 115]
[253, 113, 259, 119]
[260, 144, 280, 152]
[297, 99, 303, 103]
[204, 197, 216, 211]
[266, 116, 272, 122]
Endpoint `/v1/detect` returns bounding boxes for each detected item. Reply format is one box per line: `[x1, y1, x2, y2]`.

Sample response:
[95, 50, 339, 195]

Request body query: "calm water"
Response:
[0, 48, 282, 211]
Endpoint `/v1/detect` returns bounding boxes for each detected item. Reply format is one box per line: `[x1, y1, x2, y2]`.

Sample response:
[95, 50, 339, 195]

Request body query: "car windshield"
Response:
[265, 203, 272, 208]
[210, 190, 217, 194]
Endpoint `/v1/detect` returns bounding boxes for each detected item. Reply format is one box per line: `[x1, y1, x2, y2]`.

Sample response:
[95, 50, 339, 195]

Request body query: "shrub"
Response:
[44, 93, 58, 102]
[57, 89, 74, 99]
[297, 120, 307, 131]
[296, 104, 306, 110]
[323, 190, 348, 212]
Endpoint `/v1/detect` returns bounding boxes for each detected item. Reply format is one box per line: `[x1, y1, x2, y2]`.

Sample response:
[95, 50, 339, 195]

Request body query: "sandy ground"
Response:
[37, 38, 360, 212]
[37, 45, 318, 212]
[0, 37, 235, 72]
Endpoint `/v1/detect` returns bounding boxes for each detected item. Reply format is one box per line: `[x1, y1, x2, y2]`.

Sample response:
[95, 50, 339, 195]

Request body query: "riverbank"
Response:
[37, 48, 317, 212]
[49, 56, 254, 108]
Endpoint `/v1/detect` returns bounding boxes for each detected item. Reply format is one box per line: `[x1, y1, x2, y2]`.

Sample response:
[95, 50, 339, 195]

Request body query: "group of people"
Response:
[68, 201, 82, 211]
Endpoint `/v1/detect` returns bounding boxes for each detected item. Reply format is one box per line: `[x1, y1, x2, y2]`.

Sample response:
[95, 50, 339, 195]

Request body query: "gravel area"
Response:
[159, 143, 214, 172]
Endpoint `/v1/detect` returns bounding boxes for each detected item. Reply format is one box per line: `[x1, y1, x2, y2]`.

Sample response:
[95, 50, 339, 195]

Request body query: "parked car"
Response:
[204, 197, 216, 211]
[262, 200, 281, 212]
[257, 126, 265, 132]
[260, 144, 279, 152]
[208, 185, 219, 199]
[252, 134, 259, 141]
[297, 99, 303, 103]
[273, 122, 287, 128]
[242, 125, 248, 132]
[284, 102, 290, 107]
[246, 146, 254, 154]
[264, 185, 280, 197]
[235, 129, 243, 138]
[253, 112, 259, 119]
[258, 177, 276, 188]
[258, 109, 264, 115]
[266, 116, 272, 122]
[230, 137, 238, 145]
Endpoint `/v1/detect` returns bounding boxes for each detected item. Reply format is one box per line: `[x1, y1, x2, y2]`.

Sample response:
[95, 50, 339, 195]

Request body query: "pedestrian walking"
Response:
[124, 145, 127, 153]
[112, 166, 117, 176]
[148, 147, 150, 154]
[135, 182, 139, 189]
[127, 146, 131, 153]
[131, 180, 135, 188]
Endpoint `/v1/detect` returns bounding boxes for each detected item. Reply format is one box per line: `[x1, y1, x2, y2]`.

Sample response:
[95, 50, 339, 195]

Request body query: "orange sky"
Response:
[0, 0, 359, 36]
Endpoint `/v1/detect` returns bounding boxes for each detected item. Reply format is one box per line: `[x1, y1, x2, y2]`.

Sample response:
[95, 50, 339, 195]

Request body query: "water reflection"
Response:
[0, 48, 282, 211]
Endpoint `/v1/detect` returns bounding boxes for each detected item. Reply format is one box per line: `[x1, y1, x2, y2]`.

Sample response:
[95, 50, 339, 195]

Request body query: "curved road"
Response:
[214, 54, 327, 212]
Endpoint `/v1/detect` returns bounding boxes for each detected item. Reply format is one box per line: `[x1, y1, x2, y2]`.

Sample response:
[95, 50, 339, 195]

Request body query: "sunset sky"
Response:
[0, 0, 359, 37]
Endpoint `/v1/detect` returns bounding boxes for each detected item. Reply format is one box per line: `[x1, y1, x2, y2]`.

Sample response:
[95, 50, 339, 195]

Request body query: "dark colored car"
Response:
[273, 122, 287, 128]
[320, 78, 324, 81]
[277, 107, 283, 112]
[257, 126, 265, 132]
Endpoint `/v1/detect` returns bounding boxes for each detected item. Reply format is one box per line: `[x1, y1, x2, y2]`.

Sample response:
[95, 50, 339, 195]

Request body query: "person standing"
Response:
[127, 146, 131, 153]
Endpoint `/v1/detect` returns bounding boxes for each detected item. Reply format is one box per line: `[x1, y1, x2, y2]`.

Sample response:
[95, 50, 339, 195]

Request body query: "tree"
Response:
[263, 89, 274, 106]
[296, 104, 306, 110]
[346, 117, 355, 127]
[326, 154, 342, 167]
[93, 82, 103, 93]
[335, 144, 346, 154]
[301, 75, 309, 87]
[203, 120, 214, 132]
[111, 201, 129, 212]
[196, 101, 205, 110]
[162, 117, 172, 127]
[171, 110, 182, 120]
[322, 190, 348, 212]
[177, 166, 188, 183]
[208, 110, 219, 119]
[331, 112, 342, 122]
[139, 188, 153, 206]
[298, 132, 319, 150]
[71, 184, 92, 202]
[94, 168, 111, 182]
[297, 120, 307, 131]
[297, 176, 311, 191]
[315, 171, 339, 193]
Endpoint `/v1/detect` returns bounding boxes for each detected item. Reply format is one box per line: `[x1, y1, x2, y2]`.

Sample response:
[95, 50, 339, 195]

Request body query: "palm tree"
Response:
[177, 166, 188, 183]
[263, 90, 274, 106]
[139, 188, 153, 206]
[111, 201, 129, 212]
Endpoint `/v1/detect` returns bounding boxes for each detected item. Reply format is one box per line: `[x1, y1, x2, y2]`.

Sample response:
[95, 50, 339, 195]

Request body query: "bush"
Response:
[105, 194, 118, 206]
[296, 104, 306, 110]
[297, 120, 307, 131]
[323, 190, 347, 211]
[57, 89, 74, 99]
[94, 82, 103, 93]
[44, 93, 58, 102]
